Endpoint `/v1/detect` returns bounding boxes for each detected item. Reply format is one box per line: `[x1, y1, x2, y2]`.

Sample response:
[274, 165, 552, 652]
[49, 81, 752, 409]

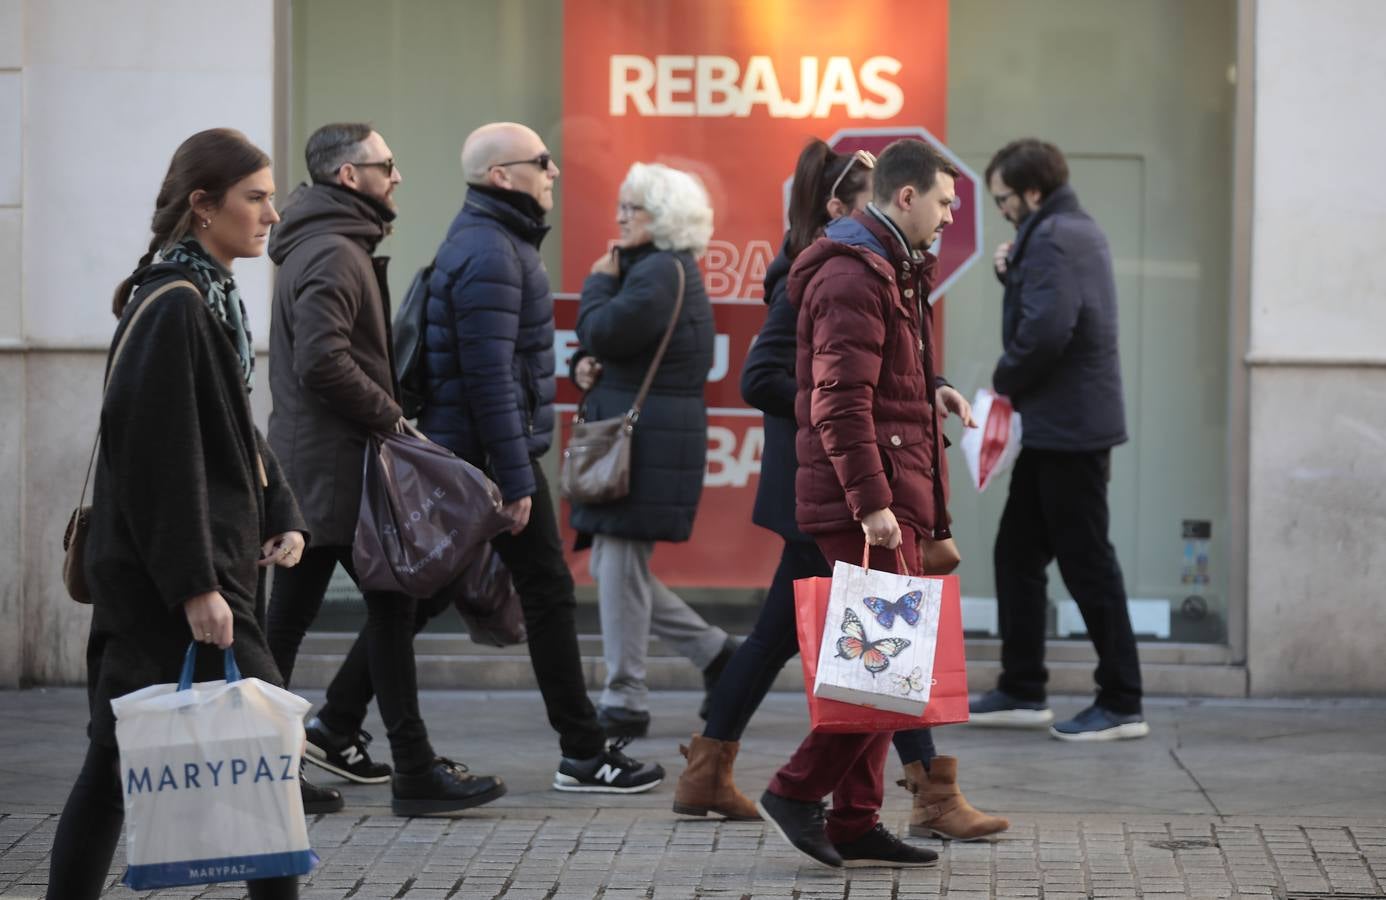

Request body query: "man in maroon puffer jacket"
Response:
[757, 139, 982, 868]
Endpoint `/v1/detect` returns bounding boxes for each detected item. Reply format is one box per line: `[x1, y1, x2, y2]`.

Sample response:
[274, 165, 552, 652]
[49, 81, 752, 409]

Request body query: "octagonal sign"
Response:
[783, 126, 983, 303]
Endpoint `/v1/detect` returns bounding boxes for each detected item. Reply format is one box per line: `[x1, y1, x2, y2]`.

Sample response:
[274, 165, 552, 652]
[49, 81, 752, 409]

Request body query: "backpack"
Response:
[393, 260, 433, 419]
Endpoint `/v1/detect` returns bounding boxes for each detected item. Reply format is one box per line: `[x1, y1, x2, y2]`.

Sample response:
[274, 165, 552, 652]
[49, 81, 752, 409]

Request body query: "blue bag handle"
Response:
[177, 642, 242, 691]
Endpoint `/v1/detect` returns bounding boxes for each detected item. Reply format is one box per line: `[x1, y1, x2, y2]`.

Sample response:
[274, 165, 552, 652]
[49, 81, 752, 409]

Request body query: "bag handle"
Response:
[73, 279, 198, 513]
[176, 642, 243, 691]
[861, 540, 912, 577]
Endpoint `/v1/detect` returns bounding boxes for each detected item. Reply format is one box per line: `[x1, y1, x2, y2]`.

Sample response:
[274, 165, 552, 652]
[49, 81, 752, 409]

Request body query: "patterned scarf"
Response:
[161, 236, 255, 390]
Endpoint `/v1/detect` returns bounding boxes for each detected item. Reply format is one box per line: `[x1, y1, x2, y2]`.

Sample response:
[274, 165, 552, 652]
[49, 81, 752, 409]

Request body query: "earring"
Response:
[201, 218, 211, 229]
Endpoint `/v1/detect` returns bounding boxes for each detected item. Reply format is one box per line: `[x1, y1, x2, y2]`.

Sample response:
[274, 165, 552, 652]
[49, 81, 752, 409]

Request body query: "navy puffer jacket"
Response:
[418, 187, 556, 501]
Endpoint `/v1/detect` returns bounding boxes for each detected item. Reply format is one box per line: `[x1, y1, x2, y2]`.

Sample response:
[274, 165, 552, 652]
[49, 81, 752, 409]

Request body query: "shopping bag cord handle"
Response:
[861, 542, 912, 576]
[177, 643, 242, 691]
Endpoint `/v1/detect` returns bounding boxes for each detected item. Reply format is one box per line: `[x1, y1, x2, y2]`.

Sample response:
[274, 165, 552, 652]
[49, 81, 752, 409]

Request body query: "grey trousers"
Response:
[590, 534, 729, 711]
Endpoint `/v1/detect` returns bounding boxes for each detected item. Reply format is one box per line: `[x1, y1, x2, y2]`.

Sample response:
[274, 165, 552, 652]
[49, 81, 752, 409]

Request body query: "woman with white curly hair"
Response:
[569, 162, 735, 740]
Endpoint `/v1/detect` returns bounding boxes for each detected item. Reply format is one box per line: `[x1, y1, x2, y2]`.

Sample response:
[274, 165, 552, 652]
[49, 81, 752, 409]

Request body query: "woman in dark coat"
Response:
[46, 129, 308, 900]
[569, 162, 731, 739]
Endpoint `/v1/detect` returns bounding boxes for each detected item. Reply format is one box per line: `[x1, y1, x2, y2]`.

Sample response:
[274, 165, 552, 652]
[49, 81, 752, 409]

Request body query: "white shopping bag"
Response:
[960, 388, 1022, 492]
[112, 644, 317, 890]
[813, 549, 944, 716]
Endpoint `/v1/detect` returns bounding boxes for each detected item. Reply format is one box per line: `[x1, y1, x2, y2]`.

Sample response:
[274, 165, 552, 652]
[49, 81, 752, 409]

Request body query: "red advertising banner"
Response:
[559, 0, 959, 587]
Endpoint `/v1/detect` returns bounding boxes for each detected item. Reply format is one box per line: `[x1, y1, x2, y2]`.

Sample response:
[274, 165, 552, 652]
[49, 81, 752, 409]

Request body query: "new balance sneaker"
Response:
[968, 689, 1054, 727]
[596, 705, 651, 739]
[833, 823, 939, 867]
[553, 738, 664, 793]
[1050, 704, 1150, 742]
[304, 717, 392, 784]
[391, 757, 506, 817]
[756, 790, 842, 868]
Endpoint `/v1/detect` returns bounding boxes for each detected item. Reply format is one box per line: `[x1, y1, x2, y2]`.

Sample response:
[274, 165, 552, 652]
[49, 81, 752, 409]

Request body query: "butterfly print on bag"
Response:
[835, 608, 911, 676]
[862, 590, 923, 629]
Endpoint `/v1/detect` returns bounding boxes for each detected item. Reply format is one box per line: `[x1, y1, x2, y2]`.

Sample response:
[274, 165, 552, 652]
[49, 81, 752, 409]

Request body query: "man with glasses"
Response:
[969, 138, 1147, 742]
[414, 122, 663, 793]
[266, 122, 508, 817]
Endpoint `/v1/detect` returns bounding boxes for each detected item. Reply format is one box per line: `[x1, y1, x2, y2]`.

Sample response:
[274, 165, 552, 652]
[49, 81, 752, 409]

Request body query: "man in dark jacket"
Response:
[266, 122, 507, 817]
[758, 139, 977, 869]
[418, 121, 662, 793]
[969, 139, 1147, 742]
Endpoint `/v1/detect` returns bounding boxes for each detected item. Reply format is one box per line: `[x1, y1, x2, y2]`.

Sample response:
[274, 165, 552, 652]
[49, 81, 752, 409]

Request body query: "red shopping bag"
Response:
[794, 573, 969, 732]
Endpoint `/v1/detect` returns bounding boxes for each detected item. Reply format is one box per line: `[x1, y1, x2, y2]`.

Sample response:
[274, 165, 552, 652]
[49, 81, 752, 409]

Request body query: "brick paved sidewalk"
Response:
[3, 688, 1385, 899]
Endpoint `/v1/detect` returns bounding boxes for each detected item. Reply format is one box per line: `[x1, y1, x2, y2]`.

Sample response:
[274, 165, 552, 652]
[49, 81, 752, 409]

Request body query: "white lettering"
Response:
[609, 55, 656, 116]
[594, 763, 622, 784]
[608, 55, 902, 119]
[705, 426, 763, 488]
[708, 335, 730, 384]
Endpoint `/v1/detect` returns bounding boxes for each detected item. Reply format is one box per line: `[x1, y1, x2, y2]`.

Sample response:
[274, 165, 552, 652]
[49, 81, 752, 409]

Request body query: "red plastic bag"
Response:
[794, 573, 969, 732]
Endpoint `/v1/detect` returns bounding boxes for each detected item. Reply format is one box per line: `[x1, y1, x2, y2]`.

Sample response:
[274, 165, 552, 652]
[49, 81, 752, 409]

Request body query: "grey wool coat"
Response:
[84, 265, 306, 748]
[267, 182, 403, 547]
[569, 244, 714, 544]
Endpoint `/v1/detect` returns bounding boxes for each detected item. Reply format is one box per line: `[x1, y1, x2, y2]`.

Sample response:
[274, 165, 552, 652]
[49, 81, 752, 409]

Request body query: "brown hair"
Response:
[872, 138, 959, 207]
[984, 138, 1069, 199]
[786, 139, 872, 259]
[111, 128, 270, 316]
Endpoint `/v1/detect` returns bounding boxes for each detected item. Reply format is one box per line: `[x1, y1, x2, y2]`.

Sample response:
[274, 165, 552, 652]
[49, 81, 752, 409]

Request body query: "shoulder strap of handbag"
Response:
[73, 279, 198, 511]
[624, 257, 686, 425]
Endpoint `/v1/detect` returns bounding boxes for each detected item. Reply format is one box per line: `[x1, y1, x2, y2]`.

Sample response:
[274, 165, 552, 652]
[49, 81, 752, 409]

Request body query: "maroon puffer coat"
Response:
[789, 210, 951, 540]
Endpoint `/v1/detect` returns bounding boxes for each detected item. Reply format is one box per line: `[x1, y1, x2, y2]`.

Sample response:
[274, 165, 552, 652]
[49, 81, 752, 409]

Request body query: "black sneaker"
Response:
[553, 738, 664, 793]
[968, 689, 1054, 727]
[304, 717, 393, 784]
[833, 823, 939, 867]
[299, 773, 344, 815]
[596, 705, 651, 739]
[757, 790, 843, 868]
[391, 757, 506, 817]
[699, 637, 738, 721]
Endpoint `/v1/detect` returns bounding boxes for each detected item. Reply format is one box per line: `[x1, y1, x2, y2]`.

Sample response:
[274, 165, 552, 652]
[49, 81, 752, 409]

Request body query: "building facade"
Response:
[1, 0, 1382, 694]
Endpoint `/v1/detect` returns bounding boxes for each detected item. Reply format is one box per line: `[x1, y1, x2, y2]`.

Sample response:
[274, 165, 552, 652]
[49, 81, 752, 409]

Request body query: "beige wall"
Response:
[1245, 0, 1386, 694]
[2, 0, 276, 687]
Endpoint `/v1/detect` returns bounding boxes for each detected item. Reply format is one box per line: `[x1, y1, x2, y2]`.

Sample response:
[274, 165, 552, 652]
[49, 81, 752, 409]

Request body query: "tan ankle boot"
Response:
[899, 756, 1009, 840]
[672, 734, 761, 820]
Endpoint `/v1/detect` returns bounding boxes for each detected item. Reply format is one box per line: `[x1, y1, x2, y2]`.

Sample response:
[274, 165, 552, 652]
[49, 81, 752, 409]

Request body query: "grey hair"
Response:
[621, 162, 714, 255]
[305, 122, 373, 183]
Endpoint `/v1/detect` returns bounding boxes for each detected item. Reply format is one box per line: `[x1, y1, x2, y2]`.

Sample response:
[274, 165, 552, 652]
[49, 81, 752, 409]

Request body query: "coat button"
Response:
[903, 288, 914, 298]
[890, 435, 903, 447]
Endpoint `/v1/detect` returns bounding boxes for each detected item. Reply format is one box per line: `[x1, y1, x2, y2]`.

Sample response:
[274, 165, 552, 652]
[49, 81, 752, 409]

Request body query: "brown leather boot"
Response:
[899, 756, 1009, 840]
[671, 734, 761, 820]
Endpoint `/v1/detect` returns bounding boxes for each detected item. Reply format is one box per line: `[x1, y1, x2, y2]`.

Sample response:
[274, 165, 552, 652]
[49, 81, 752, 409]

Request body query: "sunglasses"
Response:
[351, 157, 397, 177]
[493, 152, 555, 172]
[829, 149, 877, 200]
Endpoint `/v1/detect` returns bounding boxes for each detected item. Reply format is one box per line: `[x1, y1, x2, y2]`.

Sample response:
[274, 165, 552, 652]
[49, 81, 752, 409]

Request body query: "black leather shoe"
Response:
[834, 823, 939, 867]
[699, 638, 738, 721]
[299, 773, 344, 815]
[391, 757, 506, 817]
[757, 790, 842, 868]
[597, 705, 651, 739]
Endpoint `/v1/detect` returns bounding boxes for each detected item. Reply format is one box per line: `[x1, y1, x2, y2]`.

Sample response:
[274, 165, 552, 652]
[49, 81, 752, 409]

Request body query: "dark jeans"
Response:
[47, 742, 298, 899]
[994, 447, 1143, 714]
[703, 538, 936, 766]
[311, 461, 607, 762]
[267, 546, 435, 772]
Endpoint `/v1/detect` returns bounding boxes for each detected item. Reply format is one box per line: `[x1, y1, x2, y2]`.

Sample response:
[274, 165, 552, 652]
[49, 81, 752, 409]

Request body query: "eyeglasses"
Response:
[992, 191, 1016, 208]
[829, 149, 877, 201]
[351, 158, 396, 177]
[617, 202, 646, 218]
[492, 152, 555, 172]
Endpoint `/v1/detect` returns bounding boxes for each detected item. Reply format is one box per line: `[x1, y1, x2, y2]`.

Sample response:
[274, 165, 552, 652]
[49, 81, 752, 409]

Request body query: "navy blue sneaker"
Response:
[1050, 704, 1150, 742]
[968, 689, 1053, 727]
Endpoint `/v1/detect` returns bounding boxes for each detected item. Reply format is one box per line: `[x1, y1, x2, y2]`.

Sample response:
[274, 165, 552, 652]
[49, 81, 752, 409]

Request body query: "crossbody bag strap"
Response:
[625, 256, 686, 425]
[74, 279, 198, 509]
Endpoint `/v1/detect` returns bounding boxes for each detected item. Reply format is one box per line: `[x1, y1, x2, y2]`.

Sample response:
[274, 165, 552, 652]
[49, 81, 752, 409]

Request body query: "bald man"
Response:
[416, 123, 664, 793]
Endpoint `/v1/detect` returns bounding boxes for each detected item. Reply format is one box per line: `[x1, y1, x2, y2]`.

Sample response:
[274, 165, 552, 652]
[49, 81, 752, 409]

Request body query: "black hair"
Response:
[984, 138, 1069, 199]
[785, 139, 873, 258]
[872, 138, 959, 207]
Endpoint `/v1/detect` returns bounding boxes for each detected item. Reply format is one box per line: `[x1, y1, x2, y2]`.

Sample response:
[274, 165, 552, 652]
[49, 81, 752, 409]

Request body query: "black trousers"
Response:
[702, 538, 936, 767]
[313, 461, 607, 762]
[266, 546, 435, 772]
[994, 447, 1143, 714]
[47, 742, 298, 899]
